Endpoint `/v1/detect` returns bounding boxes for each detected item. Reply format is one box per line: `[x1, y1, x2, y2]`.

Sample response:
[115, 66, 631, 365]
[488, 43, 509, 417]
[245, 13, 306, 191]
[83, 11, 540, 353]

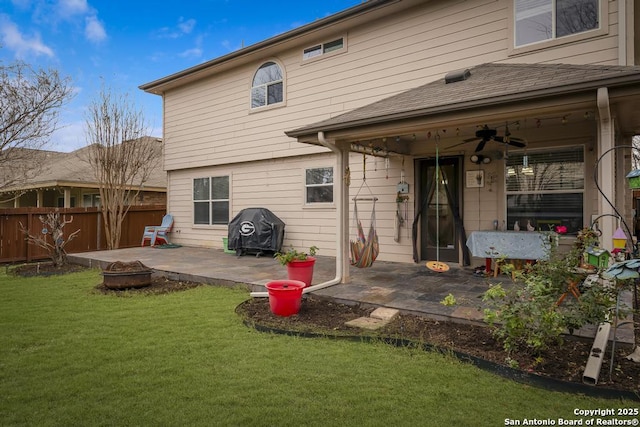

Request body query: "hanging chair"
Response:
[350, 199, 379, 268]
[350, 153, 379, 268]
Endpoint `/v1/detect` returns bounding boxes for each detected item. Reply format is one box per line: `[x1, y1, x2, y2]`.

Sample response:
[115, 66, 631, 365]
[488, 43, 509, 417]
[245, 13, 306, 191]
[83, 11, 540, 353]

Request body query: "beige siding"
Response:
[160, 0, 626, 263]
[166, 152, 416, 263]
[167, 154, 338, 254]
[163, 0, 621, 171]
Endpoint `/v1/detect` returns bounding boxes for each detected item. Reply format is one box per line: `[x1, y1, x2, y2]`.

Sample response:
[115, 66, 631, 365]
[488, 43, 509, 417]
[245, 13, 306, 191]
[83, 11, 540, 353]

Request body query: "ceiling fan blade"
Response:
[508, 139, 527, 148]
[475, 140, 487, 152]
[463, 137, 479, 143]
[447, 140, 470, 149]
[493, 135, 526, 148]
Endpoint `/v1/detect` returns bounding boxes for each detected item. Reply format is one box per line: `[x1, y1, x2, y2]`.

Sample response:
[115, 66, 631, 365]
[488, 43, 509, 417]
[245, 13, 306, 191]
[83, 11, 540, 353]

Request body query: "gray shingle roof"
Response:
[0, 137, 166, 192]
[286, 63, 640, 137]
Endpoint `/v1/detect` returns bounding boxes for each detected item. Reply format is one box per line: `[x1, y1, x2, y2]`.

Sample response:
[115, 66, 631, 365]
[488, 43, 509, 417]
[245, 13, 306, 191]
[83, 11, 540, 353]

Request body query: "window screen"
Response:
[506, 146, 584, 233]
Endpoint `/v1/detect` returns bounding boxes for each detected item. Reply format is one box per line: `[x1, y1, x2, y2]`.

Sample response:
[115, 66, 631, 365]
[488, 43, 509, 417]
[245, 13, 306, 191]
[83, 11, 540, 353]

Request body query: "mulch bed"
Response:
[237, 295, 640, 396]
[8, 262, 640, 396]
[94, 276, 203, 295]
[7, 261, 202, 295]
[8, 262, 89, 277]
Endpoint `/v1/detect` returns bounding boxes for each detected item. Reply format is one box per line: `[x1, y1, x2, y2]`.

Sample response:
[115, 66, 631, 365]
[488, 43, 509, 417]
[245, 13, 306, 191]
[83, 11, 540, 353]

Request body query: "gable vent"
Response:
[445, 69, 471, 84]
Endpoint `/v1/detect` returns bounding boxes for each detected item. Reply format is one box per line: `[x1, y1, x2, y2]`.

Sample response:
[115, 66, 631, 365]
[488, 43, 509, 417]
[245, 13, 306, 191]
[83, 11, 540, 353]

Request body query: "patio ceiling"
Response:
[286, 63, 640, 155]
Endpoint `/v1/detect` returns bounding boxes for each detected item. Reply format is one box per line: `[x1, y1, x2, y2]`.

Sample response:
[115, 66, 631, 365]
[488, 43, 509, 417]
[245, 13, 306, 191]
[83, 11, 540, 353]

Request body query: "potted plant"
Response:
[274, 246, 318, 287]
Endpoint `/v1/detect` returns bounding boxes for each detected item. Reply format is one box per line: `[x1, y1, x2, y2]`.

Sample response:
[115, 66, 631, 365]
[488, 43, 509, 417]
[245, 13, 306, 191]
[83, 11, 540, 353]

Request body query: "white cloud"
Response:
[0, 14, 54, 58]
[10, 0, 32, 9]
[178, 17, 196, 34]
[57, 0, 90, 18]
[154, 26, 176, 39]
[84, 15, 106, 43]
[220, 39, 242, 52]
[148, 51, 167, 62]
[154, 17, 196, 39]
[178, 47, 202, 59]
[49, 120, 87, 152]
[48, 1, 107, 44]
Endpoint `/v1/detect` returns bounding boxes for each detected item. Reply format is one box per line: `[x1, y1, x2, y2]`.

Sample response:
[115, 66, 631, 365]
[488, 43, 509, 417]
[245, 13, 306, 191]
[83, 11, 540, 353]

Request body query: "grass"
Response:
[0, 269, 636, 426]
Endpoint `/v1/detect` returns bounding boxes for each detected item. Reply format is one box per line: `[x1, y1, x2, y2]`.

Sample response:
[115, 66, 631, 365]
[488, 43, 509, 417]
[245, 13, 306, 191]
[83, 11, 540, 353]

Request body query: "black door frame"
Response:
[415, 155, 464, 263]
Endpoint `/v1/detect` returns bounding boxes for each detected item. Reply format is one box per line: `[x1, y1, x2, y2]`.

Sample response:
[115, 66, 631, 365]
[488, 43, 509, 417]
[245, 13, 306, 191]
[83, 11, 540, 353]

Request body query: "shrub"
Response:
[482, 230, 618, 355]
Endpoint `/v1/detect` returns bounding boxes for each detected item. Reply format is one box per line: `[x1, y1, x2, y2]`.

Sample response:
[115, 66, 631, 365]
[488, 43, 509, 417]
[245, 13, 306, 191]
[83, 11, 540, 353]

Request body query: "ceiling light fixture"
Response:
[470, 154, 491, 164]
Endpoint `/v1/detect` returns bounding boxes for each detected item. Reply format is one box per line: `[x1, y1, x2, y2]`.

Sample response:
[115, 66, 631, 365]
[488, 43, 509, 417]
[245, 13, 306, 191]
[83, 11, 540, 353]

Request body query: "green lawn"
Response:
[0, 269, 636, 426]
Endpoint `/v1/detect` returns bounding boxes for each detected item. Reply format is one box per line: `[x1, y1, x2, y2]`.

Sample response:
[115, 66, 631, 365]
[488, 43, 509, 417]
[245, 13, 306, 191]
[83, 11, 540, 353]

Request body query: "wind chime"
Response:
[426, 133, 450, 273]
[395, 156, 410, 242]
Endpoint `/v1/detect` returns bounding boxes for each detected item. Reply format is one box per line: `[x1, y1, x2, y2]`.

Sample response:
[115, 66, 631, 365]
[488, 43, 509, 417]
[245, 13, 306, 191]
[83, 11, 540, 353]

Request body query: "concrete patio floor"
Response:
[68, 245, 634, 343]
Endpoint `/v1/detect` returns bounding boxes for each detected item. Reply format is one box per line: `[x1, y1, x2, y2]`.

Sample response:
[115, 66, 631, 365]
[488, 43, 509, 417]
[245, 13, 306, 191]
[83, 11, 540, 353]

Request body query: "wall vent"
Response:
[445, 69, 471, 84]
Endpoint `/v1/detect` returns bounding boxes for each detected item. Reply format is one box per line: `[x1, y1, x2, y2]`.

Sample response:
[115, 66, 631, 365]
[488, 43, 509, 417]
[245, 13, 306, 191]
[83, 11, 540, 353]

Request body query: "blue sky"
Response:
[0, 0, 361, 152]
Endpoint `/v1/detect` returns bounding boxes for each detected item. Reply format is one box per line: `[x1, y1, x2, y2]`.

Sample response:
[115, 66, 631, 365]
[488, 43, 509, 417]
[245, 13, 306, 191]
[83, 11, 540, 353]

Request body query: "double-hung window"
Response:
[514, 0, 599, 47]
[505, 146, 584, 234]
[193, 176, 229, 225]
[305, 167, 333, 204]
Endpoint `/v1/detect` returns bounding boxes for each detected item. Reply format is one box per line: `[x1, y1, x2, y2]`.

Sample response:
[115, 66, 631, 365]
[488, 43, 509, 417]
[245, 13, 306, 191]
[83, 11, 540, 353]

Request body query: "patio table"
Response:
[466, 230, 554, 274]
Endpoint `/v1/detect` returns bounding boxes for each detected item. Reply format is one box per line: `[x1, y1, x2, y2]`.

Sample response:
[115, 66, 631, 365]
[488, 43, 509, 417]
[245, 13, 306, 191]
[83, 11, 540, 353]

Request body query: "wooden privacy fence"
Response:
[0, 205, 166, 263]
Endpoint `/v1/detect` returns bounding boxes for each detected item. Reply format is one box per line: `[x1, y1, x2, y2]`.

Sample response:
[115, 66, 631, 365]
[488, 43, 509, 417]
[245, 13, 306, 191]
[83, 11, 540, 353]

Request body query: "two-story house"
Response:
[141, 0, 640, 282]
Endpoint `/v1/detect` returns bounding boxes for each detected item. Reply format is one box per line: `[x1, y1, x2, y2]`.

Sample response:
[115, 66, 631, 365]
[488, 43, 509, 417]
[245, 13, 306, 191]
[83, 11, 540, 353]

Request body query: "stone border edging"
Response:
[242, 319, 639, 401]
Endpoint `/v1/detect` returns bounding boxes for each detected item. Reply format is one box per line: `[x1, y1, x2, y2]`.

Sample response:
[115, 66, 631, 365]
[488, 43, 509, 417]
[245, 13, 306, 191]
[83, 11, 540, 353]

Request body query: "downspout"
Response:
[250, 131, 346, 298]
[597, 87, 615, 252]
[302, 131, 348, 293]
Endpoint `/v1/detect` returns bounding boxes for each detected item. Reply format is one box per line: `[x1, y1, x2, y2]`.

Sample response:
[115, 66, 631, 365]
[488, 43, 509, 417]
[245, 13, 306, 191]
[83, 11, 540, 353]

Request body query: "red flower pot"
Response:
[286, 257, 316, 287]
[265, 280, 305, 316]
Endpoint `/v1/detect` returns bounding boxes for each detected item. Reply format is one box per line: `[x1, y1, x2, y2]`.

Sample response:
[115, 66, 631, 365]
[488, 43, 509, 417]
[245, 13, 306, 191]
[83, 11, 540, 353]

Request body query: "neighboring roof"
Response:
[139, 0, 395, 94]
[0, 137, 166, 193]
[286, 63, 640, 138]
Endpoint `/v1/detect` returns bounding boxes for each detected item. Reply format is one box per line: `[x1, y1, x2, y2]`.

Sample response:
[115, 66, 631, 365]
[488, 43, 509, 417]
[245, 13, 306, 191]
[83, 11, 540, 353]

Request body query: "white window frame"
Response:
[508, 0, 607, 55]
[302, 36, 346, 62]
[304, 166, 334, 205]
[250, 61, 285, 110]
[193, 176, 230, 226]
[82, 193, 101, 207]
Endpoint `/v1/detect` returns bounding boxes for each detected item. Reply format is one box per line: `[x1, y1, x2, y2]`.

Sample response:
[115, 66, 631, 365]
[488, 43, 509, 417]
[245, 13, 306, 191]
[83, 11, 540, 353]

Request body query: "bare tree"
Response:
[0, 60, 74, 199]
[84, 85, 161, 250]
[19, 213, 81, 267]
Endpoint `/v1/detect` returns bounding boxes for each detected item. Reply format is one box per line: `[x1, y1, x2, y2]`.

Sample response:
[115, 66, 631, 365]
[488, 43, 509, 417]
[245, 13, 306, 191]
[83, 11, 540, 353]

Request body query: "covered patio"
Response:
[287, 62, 640, 280]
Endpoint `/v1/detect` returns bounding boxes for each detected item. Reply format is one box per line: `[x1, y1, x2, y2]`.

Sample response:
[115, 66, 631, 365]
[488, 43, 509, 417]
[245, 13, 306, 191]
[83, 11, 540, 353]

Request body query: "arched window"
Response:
[251, 61, 283, 108]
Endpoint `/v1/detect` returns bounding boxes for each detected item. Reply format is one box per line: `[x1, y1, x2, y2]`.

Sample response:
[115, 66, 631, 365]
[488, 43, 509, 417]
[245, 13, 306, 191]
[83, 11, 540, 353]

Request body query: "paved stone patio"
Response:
[69, 245, 634, 343]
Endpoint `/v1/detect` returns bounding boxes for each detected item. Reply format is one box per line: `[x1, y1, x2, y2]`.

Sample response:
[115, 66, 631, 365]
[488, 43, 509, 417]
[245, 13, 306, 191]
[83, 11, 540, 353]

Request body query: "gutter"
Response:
[250, 131, 345, 298]
[0, 181, 167, 194]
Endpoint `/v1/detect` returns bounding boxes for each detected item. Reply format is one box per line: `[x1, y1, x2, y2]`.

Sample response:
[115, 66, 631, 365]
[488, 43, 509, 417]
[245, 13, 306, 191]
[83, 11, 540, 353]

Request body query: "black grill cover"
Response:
[227, 208, 285, 255]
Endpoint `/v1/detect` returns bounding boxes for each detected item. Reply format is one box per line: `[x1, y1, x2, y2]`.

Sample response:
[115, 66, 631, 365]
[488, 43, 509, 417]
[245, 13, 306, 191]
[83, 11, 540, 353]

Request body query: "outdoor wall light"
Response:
[470, 154, 491, 164]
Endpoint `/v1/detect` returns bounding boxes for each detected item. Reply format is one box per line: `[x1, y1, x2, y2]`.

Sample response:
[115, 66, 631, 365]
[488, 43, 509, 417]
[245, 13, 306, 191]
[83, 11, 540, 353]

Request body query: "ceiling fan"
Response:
[459, 124, 526, 152]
